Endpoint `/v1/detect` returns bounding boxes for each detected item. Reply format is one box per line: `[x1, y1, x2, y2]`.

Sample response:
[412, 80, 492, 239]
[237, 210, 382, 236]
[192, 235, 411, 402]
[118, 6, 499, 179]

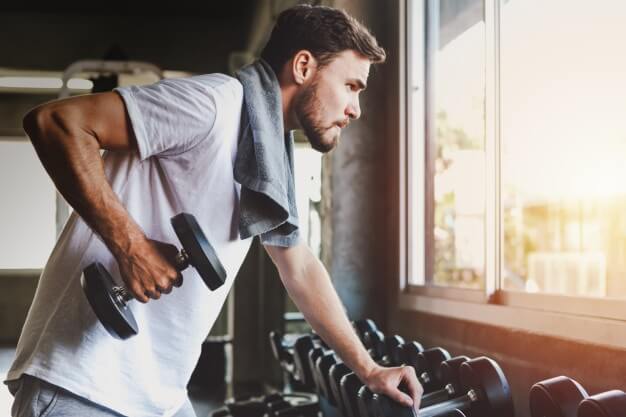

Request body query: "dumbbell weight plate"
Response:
[459, 356, 515, 417]
[316, 353, 340, 405]
[353, 319, 378, 341]
[578, 390, 626, 417]
[420, 356, 470, 408]
[171, 213, 227, 290]
[329, 363, 352, 416]
[340, 372, 364, 417]
[529, 376, 588, 417]
[81, 262, 138, 340]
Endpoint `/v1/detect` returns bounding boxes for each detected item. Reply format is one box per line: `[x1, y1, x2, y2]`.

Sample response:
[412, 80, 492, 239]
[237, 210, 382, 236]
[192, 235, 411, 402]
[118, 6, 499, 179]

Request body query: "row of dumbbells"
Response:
[269, 319, 514, 417]
[530, 375, 626, 417]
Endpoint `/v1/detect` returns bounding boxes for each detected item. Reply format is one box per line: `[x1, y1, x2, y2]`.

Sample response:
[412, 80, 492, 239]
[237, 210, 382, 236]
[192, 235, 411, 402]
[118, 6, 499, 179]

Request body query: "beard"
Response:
[294, 78, 340, 153]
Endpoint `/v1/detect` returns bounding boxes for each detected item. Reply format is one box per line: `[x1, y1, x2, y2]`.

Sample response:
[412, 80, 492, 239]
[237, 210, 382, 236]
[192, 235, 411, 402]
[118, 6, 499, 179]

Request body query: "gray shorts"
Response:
[6, 374, 197, 417]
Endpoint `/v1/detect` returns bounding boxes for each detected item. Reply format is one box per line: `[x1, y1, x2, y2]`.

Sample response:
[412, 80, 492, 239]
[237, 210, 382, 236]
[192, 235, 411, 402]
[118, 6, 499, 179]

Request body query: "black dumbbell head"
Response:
[308, 347, 325, 393]
[384, 335, 405, 365]
[316, 353, 339, 404]
[81, 262, 138, 340]
[340, 372, 364, 417]
[171, 212, 227, 290]
[440, 356, 471, 393]
[375, 395, 417, 417]
[459, 357, 515, 417]
[357, 386, 377, 417]
[529, 376, 588, 417]
[354, 319, 378, 340]
[293, 336, 317, 389]
[577, 390, 626, 417]
[329, 363, 352, 416]
[393, 341, 423, 367]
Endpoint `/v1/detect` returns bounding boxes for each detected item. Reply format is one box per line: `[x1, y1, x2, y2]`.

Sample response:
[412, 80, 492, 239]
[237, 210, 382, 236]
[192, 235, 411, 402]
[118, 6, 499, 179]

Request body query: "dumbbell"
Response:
[214, 392, 319, 417]
[366, 333, 406, 365]
[353, 319, 379, 342]
[340, 372, 365, 417]
[316, 335, 408, 413]
[350, 346, 450, 416]
[404, 346, 451, 393]
[420, 356, 471, 408]
[81, 212, 226, 340]
[346, 353, 457, 416]
[578, 390, 626, 417]
[329, 362, 353, 416]
[270, 331, 316, 391]
[293, 334, 325, 390]
[529, 376, 589, 417]
[357, 386, 377, 417]
[375, 356, 514, 417]
[389, 341, 424, 368]
[327, 335, 407, 416]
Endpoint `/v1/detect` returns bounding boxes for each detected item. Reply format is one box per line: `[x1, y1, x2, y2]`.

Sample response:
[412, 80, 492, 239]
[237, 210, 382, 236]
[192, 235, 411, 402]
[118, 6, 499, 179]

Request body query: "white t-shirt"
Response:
[6, 74, 253, 417]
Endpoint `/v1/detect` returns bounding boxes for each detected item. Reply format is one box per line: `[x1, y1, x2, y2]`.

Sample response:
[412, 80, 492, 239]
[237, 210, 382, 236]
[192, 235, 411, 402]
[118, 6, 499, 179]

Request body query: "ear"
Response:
[291, 50, 317, 85]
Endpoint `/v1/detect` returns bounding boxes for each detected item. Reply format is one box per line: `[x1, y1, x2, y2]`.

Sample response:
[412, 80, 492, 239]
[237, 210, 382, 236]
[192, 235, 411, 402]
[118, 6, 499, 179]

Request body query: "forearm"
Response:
[279, 249, 378, 380]
[24, 107, 145, 257]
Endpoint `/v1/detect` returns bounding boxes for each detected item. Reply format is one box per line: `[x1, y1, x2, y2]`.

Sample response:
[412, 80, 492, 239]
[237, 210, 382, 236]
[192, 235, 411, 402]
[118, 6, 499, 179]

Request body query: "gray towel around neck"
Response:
[234, 59, 300, 247]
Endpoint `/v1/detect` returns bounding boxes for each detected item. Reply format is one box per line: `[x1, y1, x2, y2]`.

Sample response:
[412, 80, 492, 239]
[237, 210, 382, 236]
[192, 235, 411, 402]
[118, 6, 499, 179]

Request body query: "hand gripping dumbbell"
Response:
[419, 356, 471, 408]
[578, 390, 626, 417]
[375, 356, 514, 417]
[329, 335, 406, 417]
[529, 376, 589, 417]
[81, 212, 226, 340]
[338, 340, 424, 417]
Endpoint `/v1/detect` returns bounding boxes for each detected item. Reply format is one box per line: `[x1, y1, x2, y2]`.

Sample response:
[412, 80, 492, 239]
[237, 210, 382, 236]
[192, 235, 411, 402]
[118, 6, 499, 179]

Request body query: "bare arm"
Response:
[265, 242, 423, 409]
[24, 92, 180, 302]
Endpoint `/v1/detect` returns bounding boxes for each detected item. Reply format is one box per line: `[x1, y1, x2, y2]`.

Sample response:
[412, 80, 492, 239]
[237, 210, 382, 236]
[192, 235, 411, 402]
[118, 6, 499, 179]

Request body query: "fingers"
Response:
[173, 272, 184, 288]
[368, 366, 421, 409]
[401, 366, 423, 410]
[118, 239, 184, 302]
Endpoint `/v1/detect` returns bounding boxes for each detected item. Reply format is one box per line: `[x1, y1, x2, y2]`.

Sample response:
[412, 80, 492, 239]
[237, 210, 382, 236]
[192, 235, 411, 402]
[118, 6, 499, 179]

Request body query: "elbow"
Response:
[22, 106, 49, 144]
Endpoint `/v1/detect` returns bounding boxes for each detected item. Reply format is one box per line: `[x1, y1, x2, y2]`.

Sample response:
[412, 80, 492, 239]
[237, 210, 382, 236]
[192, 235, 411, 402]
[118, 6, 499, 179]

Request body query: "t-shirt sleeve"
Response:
[114, 77, 218, 160]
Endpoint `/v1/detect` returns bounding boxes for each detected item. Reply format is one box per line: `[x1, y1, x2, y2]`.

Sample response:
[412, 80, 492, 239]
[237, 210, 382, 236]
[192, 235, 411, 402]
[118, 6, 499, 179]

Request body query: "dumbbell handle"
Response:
[111, 249, 190, 303]
[418, 389, 478, 417]
[420, 383, 457, 408]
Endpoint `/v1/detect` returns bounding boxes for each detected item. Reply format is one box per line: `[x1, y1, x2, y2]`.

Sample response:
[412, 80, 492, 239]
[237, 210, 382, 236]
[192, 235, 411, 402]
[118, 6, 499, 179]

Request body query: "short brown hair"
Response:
[261, 4, 386, 75]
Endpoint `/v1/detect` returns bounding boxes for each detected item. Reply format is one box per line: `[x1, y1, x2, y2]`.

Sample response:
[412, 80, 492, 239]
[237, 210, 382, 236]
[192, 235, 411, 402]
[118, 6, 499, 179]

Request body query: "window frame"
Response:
[400, 0, 626, 345]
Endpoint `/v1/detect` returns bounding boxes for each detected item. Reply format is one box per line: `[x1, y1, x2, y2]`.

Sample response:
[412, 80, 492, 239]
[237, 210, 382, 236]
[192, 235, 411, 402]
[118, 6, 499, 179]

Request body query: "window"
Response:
[500, 0, 626, 299]
[408, 0, 487, 290]
[406, 0, 626, 316]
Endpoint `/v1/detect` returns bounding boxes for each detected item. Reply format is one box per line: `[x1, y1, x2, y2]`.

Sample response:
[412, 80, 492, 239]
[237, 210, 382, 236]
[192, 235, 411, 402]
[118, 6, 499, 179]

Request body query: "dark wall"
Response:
[325, 0, 396, 327]
[0, 10, 250, 74]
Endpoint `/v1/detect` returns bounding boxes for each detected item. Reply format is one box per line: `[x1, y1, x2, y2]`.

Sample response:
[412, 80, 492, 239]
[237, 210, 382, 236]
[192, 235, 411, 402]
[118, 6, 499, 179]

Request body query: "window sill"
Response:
[398, 291, 626, 350]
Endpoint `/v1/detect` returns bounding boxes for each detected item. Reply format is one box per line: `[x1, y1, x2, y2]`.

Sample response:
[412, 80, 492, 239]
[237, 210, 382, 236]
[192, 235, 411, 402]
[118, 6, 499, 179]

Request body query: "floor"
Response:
[0, 345, 223, 417]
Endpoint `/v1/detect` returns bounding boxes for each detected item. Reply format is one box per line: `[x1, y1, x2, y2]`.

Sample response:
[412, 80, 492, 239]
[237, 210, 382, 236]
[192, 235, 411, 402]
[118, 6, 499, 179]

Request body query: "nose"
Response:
[346, 98, 361, 120]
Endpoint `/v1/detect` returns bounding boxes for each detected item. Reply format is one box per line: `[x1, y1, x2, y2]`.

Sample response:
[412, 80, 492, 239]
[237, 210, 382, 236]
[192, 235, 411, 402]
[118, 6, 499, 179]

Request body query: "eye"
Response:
[346, 83, 358, 92]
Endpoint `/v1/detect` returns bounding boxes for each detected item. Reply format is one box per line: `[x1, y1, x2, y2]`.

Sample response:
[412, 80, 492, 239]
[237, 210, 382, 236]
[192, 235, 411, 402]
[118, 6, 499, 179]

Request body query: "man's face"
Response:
[294, 50, 371, 153]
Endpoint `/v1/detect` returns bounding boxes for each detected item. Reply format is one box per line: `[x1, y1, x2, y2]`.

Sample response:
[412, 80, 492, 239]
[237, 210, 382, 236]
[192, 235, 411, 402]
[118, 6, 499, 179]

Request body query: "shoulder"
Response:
[183, 73, 243, 104]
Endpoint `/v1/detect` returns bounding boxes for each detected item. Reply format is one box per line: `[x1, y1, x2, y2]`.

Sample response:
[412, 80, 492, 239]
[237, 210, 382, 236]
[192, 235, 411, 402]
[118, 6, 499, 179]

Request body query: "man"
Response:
[5, 5, 423, 417]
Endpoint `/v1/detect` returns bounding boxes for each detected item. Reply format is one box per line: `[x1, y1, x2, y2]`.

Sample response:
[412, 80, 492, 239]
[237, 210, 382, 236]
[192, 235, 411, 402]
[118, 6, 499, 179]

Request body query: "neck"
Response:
[280, 81, 300, 132]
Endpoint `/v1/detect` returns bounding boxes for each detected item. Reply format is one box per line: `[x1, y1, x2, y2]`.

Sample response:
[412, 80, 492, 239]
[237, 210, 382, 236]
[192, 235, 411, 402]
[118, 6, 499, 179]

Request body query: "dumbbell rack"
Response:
[211, 318, 517, 417]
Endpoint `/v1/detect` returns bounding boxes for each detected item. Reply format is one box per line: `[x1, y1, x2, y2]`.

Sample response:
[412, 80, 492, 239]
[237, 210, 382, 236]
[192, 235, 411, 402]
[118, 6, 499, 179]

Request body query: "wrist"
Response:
[101, 213, 147, 259]
[354, 356, 380, 383]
